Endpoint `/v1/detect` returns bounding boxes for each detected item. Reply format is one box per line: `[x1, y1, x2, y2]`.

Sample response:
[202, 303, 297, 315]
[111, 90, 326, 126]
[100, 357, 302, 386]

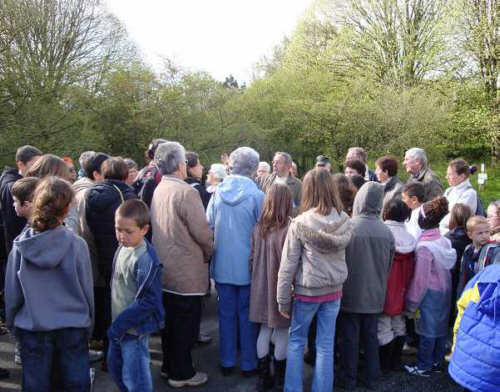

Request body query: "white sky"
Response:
[105, 0, 311, 84]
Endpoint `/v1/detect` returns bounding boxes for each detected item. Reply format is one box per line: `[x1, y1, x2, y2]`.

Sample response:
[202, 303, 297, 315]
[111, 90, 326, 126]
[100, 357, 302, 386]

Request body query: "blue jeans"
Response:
[108, 334, 152, 392]
[417, 335, 447, 371]
[216, 283, 258, 371]
[17, 327, 90, 392]
[285, 299, 341, 392]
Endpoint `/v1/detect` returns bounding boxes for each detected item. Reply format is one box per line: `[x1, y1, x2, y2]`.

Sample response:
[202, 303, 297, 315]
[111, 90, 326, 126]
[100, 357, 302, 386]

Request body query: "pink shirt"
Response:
[295, 290, 342, 303]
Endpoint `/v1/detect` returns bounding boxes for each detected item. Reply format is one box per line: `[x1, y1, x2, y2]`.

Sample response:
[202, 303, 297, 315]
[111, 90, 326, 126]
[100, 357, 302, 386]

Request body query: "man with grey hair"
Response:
[207, 147, 265, 376]
[346, 147, 377, 182]
[257, 161, 271, 177]
[151, 142, 213, 387]
[259, 151, 302, 209]
[403, 147, 443, 201]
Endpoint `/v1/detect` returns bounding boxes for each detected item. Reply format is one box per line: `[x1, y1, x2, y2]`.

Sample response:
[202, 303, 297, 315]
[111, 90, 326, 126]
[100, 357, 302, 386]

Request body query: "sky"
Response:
[105, 0, 312, 84]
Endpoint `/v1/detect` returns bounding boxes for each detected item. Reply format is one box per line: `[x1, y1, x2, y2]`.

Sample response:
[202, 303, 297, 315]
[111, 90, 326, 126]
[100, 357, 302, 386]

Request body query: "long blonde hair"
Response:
[301, 169, 342, 215]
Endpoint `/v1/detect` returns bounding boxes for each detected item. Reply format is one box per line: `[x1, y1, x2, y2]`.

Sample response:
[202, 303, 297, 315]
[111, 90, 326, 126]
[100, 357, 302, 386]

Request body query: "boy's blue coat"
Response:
[108, 239, 164, 341]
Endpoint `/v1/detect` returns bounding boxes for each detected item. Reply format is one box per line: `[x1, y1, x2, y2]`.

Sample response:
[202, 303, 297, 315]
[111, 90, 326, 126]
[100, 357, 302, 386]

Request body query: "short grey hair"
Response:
[258, 161, 271, 172]
[274, 152, 292, 165]
[405, 147, 427, 167]
[78, 151, 96, 169]
[229, 147, 259, 177]
[347, 147, 367, 163]
[155, 142, 186, 175]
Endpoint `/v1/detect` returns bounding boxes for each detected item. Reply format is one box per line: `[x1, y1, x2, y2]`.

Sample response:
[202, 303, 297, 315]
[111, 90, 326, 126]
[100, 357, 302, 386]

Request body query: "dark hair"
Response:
[375, 155, 398, 177]
[30, 176, 74, 232]
[25, 154, 70, 180]
[345, 159, 366, 177]
[124, 158, 138, 170]
[116, 199, 150, 229]
[146, 138, 168, 160]
[102, 157, 129, 181]
[11, 177, 39, 204]
[332, 173, 356, 216]
[87, 153, 109, 180]
[301, 169, 342, 215]
[449, 159, 477, 177]
[383, 198, 411, 222]
[186, 152, 199, 168]
[449, 203, 472, 231]
[350, 174, 366, 190]
[15, 145, 42, 164]
[402, 182, 425, 203]
[258, 183, 293, 238]
[418, 196, 448, 230]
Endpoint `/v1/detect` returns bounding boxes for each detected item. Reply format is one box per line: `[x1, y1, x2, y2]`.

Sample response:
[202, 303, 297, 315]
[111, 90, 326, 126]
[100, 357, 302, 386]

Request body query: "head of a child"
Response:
[301, 168, 343, 215]
[487, 200, 499, 233]
[259, 183, 293, 238]
[11, 177, 39, 219]
[115, 200, 150, 248]
[382, 198, 411, 223]
[30, 176, 74, 232]
[466, 216, 490, 249]
[401, 182, 425, 210]
[102, 157, 129, 182]
[448, 203, 472, 231]
[418, 196, 448, 230]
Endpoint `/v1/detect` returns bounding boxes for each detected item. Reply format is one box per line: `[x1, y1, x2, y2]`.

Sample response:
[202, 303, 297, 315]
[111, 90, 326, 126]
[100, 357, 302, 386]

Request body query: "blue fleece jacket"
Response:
[207, 175, 264, 285]
[5, 225, 94, 332]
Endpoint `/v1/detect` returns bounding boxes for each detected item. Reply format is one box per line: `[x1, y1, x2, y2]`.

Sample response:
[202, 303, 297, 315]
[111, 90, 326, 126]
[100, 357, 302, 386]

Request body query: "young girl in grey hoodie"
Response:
[5, 176, 94, 392]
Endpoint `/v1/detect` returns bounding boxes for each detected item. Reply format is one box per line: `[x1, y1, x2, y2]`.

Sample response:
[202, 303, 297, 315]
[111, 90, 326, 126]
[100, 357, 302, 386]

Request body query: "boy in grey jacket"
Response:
[336, 182, 395, 390]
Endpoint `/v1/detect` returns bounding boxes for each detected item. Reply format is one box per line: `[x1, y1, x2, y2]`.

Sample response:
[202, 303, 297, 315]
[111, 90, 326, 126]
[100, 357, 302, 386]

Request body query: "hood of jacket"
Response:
[73, 177, 94, 194]
[0, 166, 21, 191]
[417, 229, 457, 270]
[294, 209, 352, 253]
[384, 220, 416, 253]
[14, 226, 73, 268]
[87, 179, 132, 213]
[352, 182, 384, 217]
[217, 175, 259, 206]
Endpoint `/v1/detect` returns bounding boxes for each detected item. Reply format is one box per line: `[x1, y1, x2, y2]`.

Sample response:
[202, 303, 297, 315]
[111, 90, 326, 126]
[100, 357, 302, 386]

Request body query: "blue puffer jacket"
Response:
[108, 240, 165, 340]
[207, 175, 264, 285]
[449, 264, 500, 392]
[86, 180, 137, 283]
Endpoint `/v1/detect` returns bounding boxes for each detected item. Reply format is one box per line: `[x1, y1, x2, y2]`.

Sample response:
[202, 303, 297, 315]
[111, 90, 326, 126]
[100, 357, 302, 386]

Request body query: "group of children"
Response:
[1, 144, 499, 392]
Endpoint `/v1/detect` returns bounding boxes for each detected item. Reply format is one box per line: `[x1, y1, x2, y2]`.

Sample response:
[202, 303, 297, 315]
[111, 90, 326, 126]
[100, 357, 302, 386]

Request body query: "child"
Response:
[107, 199, 164, 392]
[378, 199, 416, 373]
[5, 176, 94, 391]
[487, 200, 499, 242]
[11, 177, 39, 222]
[405, 196, 456, 377]
[249, 183, 293, 391]
[401, 182, 425, 240]
[456, 215, 500, 298]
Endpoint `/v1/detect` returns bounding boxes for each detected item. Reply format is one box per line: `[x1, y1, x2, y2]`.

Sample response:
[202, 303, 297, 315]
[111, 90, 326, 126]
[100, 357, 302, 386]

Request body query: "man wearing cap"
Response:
[315, 155, 332, 172]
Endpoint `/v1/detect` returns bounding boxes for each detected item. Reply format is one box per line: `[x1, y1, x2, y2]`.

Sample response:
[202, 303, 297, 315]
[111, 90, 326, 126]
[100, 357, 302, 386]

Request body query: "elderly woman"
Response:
[403, 148, 443, 202]
[375, 155, 403, 207]
[206, 163, 227, 194]
[207, 147, 265, 376]
[151, 142, 213, 388]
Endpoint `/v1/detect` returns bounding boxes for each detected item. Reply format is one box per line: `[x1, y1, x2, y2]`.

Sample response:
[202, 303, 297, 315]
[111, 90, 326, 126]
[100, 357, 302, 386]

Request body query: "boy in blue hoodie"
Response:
[107, 200, 164, 392]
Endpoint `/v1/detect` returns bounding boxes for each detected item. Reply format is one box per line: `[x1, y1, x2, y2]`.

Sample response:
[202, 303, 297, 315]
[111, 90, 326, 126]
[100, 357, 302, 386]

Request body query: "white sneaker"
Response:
[168, 372, 208, 388]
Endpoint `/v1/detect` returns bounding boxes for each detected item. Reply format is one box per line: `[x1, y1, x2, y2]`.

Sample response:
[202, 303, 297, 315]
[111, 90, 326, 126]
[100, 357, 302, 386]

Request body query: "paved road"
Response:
[0, 289, 463, 392]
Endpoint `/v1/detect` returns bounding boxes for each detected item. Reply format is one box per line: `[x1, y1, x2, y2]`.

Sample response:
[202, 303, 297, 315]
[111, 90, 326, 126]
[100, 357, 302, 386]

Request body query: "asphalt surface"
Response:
[0, 288, 464, 392]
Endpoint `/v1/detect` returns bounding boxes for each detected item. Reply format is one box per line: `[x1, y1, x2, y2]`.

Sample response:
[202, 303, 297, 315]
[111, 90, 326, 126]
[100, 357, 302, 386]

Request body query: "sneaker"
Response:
[404, 365, 431, 377]
[88, 350, 104, 363]
[168, 372, 208, 388]
[197, 332, 212, 345]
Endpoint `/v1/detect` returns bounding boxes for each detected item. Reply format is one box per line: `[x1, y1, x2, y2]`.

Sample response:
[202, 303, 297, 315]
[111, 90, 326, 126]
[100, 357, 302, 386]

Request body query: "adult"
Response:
[439, 159, 477, 235]
[207, 147, 265, 376]
[257, 161, 271, 178]
[403, 148, 443, 202]
[337, 182, 395, 390]
[25, 154, 71, 180]
[346, 147, 377, 182]
[315, 155, 332, 172]
[206, 163, 227, 194]
[151, 142, 213, 387]
[62, 156, 77, 183]
[259, 152, 301, 210]
[344, 159, 366, 178]
[185, 151, 211, 209]
[487, 200, 500, 242]
[291, 162, 298, 178]
[123, 158, 138, 187]
[375, 155, 403, 207]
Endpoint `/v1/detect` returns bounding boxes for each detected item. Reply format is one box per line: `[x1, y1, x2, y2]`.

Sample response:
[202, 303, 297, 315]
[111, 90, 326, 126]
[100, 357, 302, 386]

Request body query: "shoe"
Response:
[379, 340, 394, 374]
[0, 367, 9, 379]
[168, 372, 208, 388]
[220, 365, 235, 376]
[256, 355, 273, 391]
[404, 364, 431, 377]
[431, 363, 443, 373]
[88, 350, 104, 363]
[160, 369, 168, 379]
[197, 332, 212, 345]
[274, 359, 286, 391]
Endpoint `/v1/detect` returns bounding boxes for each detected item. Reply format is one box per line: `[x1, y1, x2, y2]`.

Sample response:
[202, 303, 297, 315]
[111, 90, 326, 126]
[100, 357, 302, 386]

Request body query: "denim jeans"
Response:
[17, 327, 90, 392]
[417, 335, 447, 371]
[285, 299, 341, 392]
[108, 334, 152, 392]
[216, 283, 258, 371]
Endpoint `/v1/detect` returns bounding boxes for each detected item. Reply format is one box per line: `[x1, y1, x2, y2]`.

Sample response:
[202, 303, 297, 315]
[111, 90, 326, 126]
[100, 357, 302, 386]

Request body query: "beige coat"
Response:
[151, 176, 213, 295]
[259, 173, 302, 211]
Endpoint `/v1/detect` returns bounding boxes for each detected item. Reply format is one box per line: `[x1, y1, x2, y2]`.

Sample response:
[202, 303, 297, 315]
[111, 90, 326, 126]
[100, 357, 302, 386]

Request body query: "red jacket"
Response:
[383, 252, 414, 316]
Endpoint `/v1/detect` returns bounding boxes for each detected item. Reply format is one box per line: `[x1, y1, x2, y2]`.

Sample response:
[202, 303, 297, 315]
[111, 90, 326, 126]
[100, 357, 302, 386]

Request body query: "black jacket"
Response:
[0, 167, 24, 260]
[86, 180, 137, 282]
[185, 177, 211, 210]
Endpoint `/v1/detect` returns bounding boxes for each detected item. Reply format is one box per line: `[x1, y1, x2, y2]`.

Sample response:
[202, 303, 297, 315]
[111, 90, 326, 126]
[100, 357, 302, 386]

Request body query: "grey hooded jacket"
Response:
[5, 226, 94, 332]
[277, 208, 353, 313]
[341, 182, 395, 314]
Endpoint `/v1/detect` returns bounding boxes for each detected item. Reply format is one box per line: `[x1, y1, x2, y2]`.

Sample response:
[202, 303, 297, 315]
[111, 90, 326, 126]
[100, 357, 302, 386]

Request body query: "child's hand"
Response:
[280, 311, 290, 319]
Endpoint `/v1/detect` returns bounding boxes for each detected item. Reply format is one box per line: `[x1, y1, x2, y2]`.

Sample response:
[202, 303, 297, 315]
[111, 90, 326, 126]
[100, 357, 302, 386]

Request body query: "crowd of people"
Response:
[0, 141, 498, 392]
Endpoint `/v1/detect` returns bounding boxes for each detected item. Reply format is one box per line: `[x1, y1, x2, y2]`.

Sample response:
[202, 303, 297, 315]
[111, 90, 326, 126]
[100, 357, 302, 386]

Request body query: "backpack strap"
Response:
[111, 184, 125, 204]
